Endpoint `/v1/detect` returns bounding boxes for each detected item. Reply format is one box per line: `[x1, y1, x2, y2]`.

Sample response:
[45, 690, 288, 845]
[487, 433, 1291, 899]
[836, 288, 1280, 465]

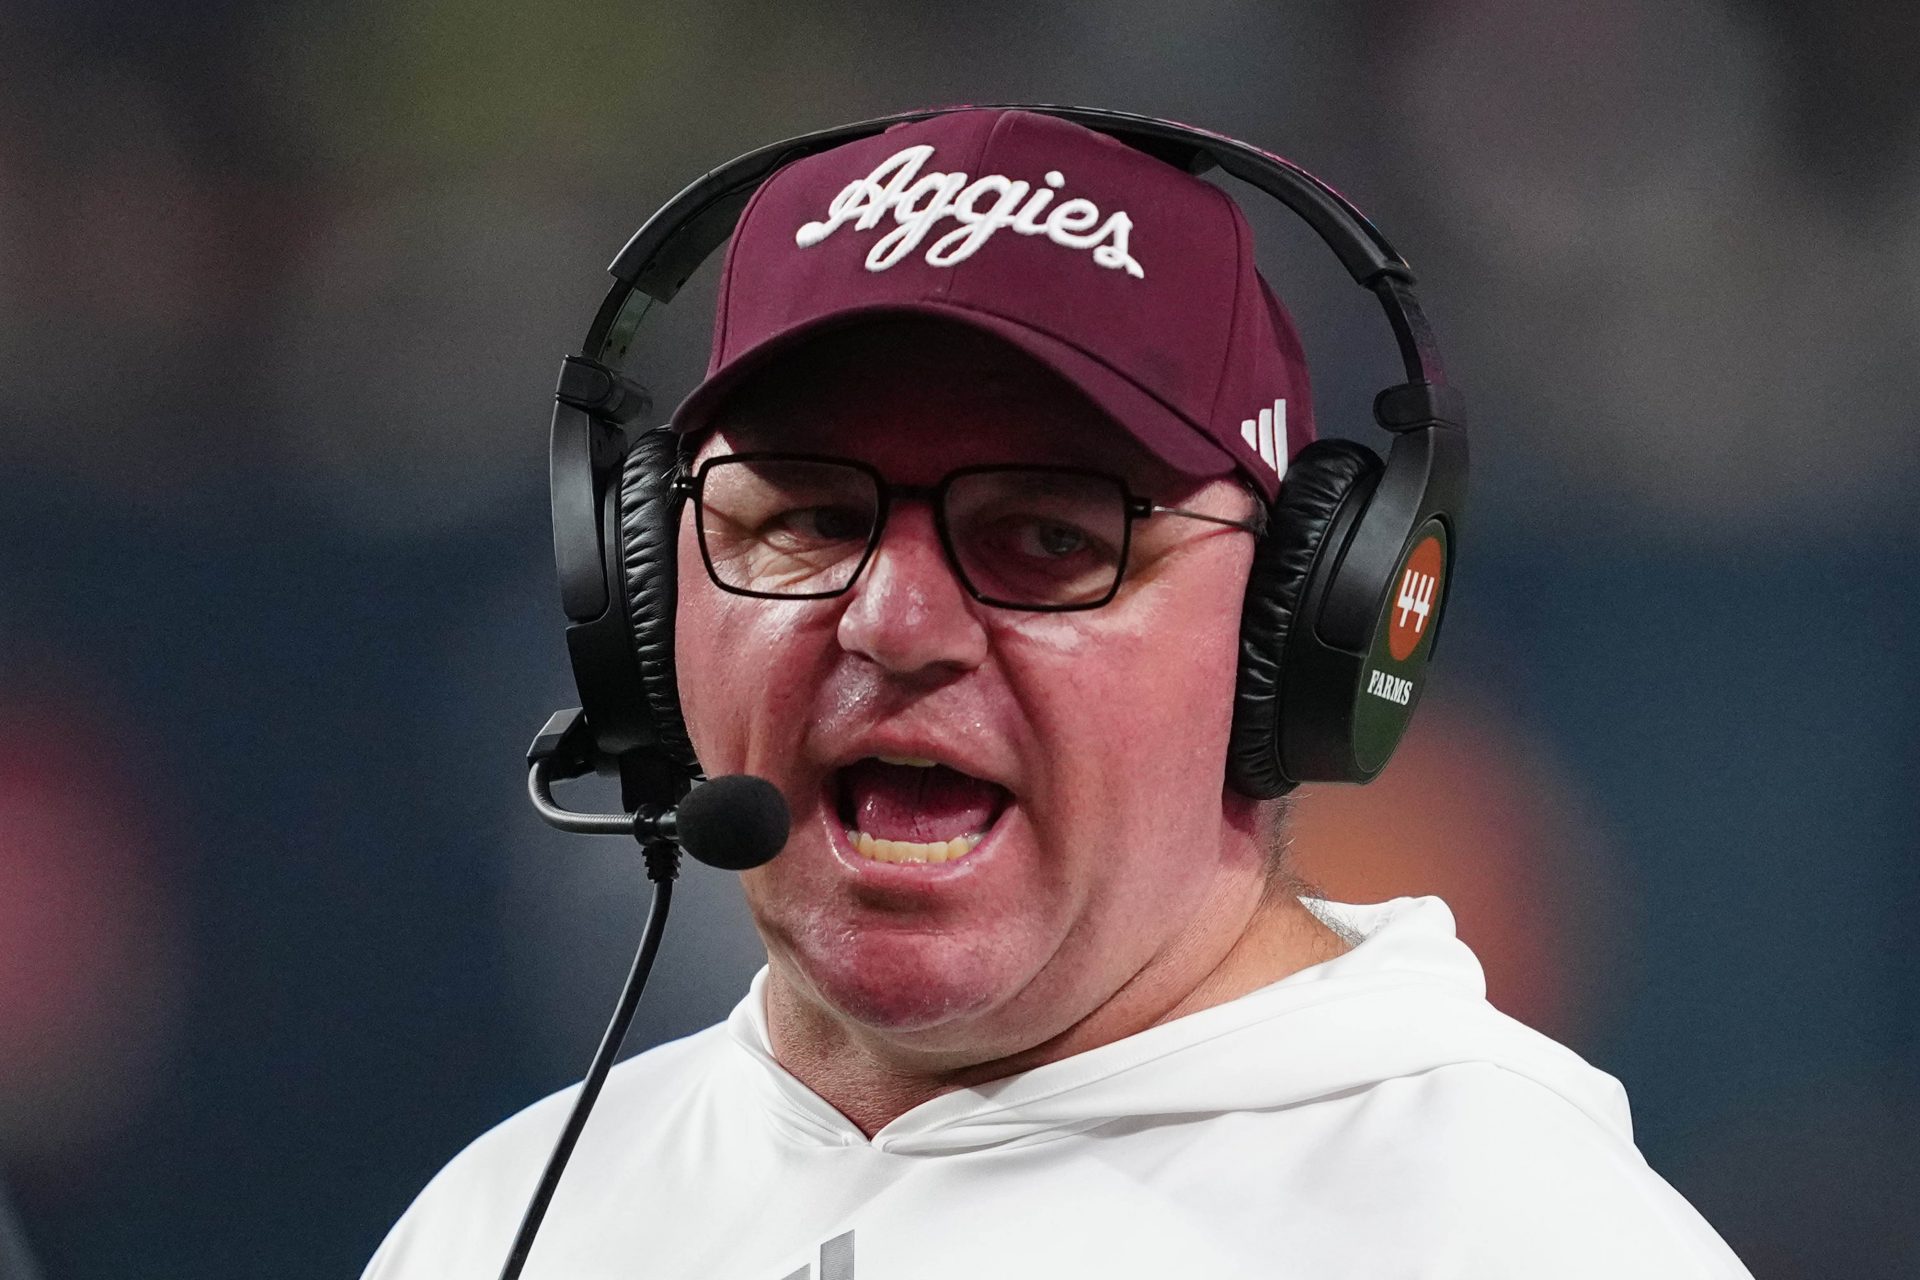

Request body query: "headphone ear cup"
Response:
[616, 429, 700, 776]
[1228, 438, 1384, 799]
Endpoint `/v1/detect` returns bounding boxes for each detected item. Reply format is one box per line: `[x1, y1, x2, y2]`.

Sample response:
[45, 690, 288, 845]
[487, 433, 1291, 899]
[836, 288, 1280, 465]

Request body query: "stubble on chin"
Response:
[758, 910, 1063, 1078]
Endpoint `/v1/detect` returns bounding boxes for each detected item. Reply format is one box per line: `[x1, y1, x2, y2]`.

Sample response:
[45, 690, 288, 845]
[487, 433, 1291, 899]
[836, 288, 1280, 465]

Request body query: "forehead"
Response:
[696, 317, 1195, 494]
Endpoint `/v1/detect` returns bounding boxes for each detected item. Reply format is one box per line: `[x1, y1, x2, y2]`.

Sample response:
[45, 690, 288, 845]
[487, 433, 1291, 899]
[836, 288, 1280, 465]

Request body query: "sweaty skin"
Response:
[674, 319, 1349, 1136]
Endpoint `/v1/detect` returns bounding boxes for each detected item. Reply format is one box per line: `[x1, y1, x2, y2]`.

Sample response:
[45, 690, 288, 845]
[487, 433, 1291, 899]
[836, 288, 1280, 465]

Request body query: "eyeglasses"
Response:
[676, 452, 1263, 612]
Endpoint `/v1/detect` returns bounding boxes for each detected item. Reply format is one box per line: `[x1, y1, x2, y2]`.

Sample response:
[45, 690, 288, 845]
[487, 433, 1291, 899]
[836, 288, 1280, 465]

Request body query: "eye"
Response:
[767, 503, 872, 546]
[813, 504, 872, 542]
[975, 512, 1115, 577]
[1017, 519, 1090, 560]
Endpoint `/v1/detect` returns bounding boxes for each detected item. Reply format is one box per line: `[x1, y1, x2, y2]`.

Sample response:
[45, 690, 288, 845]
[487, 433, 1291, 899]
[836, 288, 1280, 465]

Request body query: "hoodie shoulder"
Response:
[360, 1023, 731, 1280]
[1347, 1061, 1753, 1278]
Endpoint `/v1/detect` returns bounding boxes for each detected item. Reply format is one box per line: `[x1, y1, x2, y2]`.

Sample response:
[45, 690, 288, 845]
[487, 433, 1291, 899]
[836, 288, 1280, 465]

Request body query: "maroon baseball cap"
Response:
[671, 108, 1314, 500]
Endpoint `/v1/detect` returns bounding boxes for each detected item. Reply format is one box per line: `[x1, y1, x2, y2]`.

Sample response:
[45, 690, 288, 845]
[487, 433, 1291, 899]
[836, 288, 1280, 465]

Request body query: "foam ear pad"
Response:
[616, 428, 700, 775]
[1228, 438, 1384, 799]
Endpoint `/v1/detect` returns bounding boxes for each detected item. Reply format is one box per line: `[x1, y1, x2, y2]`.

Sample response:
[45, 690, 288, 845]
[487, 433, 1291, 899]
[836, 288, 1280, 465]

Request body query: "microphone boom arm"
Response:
[526, 707, 678, 838]
[527, 757, 675, 838]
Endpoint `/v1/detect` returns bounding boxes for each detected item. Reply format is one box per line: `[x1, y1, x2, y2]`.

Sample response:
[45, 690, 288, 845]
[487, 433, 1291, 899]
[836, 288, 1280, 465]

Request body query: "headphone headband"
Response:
[609, 105, 1406, 294]
[586, 105, 1457, 404]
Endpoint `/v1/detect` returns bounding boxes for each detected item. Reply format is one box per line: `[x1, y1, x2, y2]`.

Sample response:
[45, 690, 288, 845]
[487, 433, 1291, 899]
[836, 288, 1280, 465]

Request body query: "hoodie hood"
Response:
[723, 896, 1631, 1155]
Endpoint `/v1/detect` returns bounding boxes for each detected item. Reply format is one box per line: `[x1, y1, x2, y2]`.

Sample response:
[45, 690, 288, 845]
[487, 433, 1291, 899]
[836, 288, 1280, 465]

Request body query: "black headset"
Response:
[537, 104, 1467, 813]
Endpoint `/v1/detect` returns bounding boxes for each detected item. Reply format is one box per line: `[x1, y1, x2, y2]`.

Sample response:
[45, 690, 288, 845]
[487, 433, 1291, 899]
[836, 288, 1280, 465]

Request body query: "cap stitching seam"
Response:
[942, 111, 1022, 303]
[1205, 185, 1247, 432]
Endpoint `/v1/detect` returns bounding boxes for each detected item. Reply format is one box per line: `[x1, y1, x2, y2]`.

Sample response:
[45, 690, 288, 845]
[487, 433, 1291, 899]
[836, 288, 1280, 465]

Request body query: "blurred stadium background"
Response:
[2, 1, 1915, 1276]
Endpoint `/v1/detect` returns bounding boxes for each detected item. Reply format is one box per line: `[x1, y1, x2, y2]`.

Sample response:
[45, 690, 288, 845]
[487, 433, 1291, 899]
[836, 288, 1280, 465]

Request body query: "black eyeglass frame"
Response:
[674, 451, 1264, 613]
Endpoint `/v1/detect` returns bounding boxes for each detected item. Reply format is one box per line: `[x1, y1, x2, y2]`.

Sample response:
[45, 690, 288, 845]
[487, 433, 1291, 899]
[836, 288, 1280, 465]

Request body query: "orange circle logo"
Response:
[1387, 536, 1444, 662]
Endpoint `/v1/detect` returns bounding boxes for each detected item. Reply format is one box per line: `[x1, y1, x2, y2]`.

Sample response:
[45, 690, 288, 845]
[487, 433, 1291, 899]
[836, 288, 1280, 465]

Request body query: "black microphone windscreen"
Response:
[675, 775, 790, 870]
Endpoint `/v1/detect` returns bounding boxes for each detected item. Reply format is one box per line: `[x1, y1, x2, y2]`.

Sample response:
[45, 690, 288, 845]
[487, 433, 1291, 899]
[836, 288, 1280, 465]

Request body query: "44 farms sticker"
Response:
[1387, 535, 1444, 661]
[1353, 523, 1449, 775]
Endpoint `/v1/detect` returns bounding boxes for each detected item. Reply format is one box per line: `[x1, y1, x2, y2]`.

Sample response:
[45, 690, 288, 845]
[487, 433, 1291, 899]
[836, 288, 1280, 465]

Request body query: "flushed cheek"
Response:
[677, 594, 836, 775]
[997, 633, 1239, 904]
[1005, 613, 1237, 775]
[998, 610, 1093, 657]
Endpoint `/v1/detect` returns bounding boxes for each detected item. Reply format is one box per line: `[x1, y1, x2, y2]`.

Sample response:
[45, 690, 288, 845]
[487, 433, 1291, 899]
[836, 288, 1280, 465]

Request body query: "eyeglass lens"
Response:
[694, 457, 1130, 607]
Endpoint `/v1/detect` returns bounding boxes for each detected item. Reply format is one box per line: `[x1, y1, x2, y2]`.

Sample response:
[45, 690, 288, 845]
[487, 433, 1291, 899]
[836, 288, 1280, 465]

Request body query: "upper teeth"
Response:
[875, 755, 938, 767]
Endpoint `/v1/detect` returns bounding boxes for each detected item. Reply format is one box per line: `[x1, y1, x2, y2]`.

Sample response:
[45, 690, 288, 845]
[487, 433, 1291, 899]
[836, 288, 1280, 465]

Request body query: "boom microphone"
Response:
[671, 773, 789, 870]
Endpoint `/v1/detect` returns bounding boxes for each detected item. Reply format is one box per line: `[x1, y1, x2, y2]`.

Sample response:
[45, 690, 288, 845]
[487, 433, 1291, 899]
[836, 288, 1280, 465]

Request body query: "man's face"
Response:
[674, 322, 1265, 1064]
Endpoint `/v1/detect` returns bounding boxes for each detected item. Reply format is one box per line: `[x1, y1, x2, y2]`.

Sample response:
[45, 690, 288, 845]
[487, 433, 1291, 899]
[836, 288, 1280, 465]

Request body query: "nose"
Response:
[836, 502, 989, 677]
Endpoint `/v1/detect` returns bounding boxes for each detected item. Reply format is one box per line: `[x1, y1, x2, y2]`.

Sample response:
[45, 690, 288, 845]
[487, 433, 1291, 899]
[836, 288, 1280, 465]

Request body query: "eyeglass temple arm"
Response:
[1146, 503, 1265, 534]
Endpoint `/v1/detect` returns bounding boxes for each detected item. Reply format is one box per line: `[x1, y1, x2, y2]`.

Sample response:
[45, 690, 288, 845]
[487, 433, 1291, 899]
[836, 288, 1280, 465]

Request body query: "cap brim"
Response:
[669, 302, 1237, 479]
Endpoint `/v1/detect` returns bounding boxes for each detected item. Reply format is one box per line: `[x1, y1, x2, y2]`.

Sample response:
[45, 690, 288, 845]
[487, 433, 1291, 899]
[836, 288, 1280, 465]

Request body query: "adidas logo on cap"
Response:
[1240, 399, 1287, 478]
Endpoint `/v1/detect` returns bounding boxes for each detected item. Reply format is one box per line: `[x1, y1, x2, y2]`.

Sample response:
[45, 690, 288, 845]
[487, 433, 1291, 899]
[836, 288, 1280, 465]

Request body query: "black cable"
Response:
[495, 843, 680, 1280]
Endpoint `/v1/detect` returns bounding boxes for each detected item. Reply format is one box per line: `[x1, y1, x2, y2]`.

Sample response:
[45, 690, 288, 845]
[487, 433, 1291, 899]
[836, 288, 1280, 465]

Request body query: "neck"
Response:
[762, 883, 1350, 1137]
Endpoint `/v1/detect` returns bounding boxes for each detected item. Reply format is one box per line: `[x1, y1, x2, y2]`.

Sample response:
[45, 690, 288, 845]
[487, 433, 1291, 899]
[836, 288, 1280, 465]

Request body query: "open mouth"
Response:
[833, 757, 1011, 865]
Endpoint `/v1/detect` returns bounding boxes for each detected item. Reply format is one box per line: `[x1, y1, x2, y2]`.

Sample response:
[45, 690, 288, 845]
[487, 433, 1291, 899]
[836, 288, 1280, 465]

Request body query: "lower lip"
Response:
[819, 789, 1008, 884]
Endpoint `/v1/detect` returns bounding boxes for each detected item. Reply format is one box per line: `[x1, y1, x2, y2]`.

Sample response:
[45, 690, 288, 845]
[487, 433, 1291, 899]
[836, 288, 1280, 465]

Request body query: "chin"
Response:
[789, 927, 1020, 1038]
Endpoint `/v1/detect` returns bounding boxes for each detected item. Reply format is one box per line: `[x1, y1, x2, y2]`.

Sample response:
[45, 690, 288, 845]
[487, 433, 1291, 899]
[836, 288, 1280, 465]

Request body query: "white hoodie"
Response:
[363, 897, 1753, 1279]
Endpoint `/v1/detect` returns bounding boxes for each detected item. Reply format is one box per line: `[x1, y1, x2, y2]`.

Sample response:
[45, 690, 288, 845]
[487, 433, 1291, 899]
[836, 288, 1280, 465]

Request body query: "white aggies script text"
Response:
[794, 144, 1146, 278]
